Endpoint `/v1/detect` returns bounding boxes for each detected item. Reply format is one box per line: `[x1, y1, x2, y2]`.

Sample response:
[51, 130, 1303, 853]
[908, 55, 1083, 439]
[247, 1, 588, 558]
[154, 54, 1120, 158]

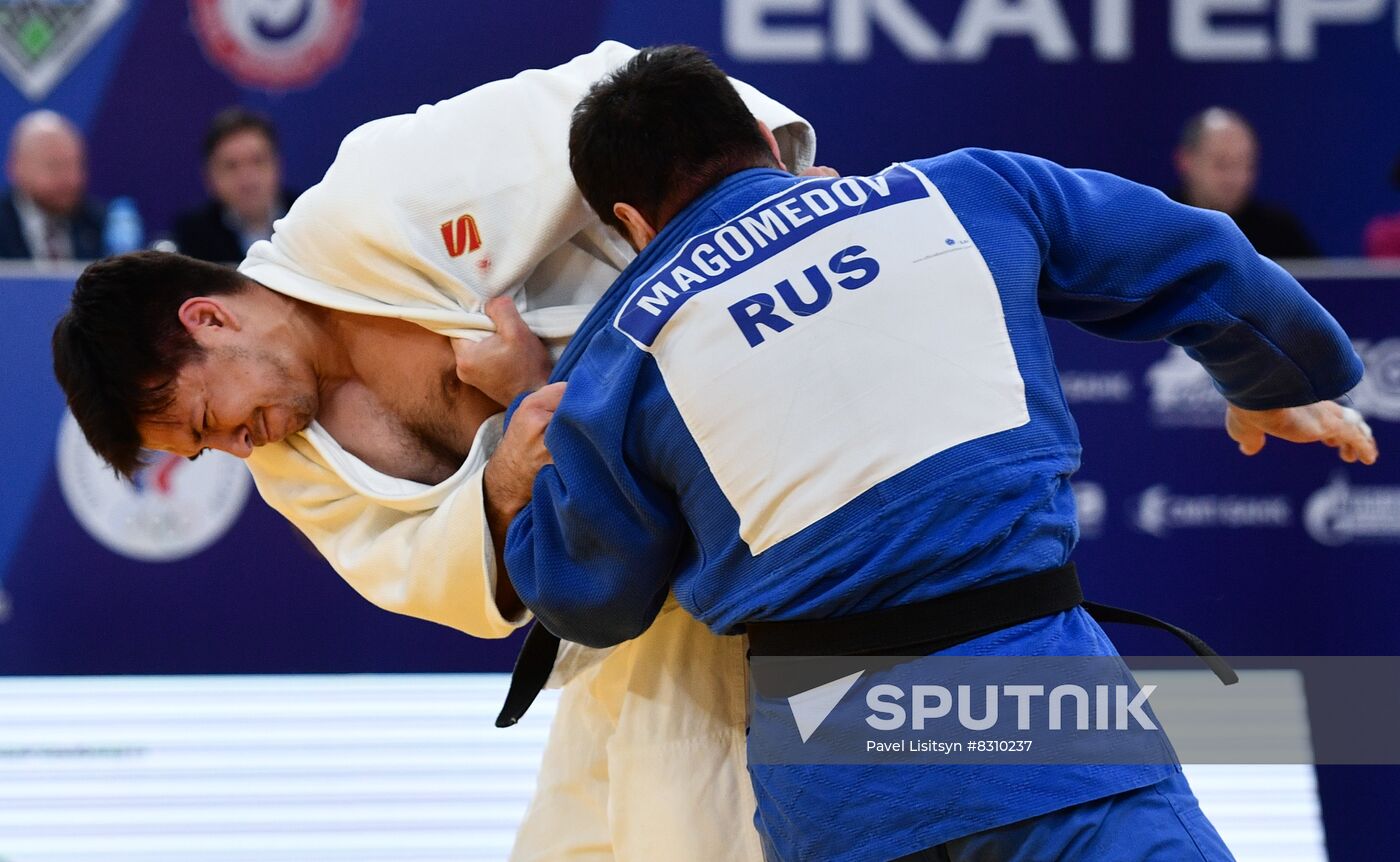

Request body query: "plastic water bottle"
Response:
[103, 196, 144, 255]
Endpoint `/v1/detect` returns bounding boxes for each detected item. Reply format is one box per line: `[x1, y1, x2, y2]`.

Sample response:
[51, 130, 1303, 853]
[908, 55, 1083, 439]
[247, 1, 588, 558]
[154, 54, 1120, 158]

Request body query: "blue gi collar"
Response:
[552, 167, 797, 382]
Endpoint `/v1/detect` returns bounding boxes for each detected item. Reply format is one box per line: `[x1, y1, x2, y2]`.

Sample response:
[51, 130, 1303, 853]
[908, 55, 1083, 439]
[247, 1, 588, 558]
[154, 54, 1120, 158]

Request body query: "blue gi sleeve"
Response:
[952, 149, 1362, 410]
[503, 335, 682, 648]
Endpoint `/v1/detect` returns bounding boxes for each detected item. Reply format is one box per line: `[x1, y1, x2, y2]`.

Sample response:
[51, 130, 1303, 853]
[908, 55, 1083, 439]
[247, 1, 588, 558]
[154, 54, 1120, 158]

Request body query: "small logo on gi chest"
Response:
[441, 212, 483, 257]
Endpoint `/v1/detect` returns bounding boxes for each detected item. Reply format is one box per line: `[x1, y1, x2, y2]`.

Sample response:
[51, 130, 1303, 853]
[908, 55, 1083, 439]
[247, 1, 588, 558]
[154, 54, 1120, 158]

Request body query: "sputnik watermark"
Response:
[864, 683, 1158, 733]
[858, 684, 1156, 756]
[753, 655, 1177, 765]
[753, 655, 1400, 766]
[786, 674, 1157, 745]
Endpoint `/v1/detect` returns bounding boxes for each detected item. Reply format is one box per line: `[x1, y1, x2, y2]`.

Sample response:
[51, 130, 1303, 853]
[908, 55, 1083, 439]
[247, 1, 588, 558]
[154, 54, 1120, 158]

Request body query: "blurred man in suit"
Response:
[1172, 107, 1317, 259]
[173, 108, 296, 264]
[0, 110, 104, 261]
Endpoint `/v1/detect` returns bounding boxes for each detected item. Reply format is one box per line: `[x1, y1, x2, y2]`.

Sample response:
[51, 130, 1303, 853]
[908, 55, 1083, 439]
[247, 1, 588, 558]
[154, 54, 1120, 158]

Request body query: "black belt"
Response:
[746, 563, 1237, 686]
[496, 622, 560, 728]
[495, 563, 1235, 728]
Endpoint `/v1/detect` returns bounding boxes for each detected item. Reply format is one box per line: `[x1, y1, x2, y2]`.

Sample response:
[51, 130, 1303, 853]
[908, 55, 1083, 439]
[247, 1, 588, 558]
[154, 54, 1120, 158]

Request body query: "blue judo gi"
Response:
[504, 150, 1362, 861]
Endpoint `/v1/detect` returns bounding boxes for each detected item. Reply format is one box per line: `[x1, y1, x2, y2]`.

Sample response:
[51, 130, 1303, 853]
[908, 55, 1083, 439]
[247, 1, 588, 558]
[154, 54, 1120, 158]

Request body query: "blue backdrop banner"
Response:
[3, 0, 1400, 854]
[4, 269, 1395, 670]
[0, 2, 1395, 255]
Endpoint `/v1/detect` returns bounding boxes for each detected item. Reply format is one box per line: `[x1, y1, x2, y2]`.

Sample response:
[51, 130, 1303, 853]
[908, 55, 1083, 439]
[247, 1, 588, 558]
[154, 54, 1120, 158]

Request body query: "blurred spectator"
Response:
[0, 110, 104, 260]
[172, 108, 296, 263]
[1172, 107, 1318, 259]
[1363, 154, 1400, 259]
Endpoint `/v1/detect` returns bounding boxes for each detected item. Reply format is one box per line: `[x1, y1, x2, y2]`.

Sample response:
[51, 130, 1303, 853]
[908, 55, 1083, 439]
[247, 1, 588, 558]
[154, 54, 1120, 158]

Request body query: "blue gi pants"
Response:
[899, 772, 1236, 862]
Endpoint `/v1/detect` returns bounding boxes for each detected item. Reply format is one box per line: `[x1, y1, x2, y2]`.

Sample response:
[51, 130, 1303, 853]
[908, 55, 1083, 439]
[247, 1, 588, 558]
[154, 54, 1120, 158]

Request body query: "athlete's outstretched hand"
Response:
[452, 296, 554, 408]
[1226, 401, 1378, 465]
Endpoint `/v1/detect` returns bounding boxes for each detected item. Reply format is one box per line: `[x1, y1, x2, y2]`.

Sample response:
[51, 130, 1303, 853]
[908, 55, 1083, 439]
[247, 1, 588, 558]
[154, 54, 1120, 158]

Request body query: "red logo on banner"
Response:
[134, 453, 186, 496]
[56, 412, 252, 563]
[191, 0, 361, 92]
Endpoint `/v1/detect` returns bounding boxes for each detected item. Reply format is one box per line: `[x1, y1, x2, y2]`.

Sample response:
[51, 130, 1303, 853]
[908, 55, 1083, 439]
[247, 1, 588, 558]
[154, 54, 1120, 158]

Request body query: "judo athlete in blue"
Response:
[500, 47, 1378, 861]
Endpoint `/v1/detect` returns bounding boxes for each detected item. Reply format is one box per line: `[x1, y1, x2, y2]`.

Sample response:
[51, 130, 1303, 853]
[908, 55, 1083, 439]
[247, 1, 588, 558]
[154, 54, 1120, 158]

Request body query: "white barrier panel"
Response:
[0, 675, 556, 862]
[0, 674, 1323, 861]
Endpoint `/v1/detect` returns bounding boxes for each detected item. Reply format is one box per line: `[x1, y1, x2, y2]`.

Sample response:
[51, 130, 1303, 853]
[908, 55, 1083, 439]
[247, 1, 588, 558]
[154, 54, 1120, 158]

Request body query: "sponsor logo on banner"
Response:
[1134, 484, 1291, 538]
[1145, 347, 1225, 428]
[1348, 338, 1400, 423]
[0, 0, 126, 100]
[191, 0, 360, 91]
[725, 0, 1399, 63]
[1060, 371, 1133, 404]
[56, 411, 251, 562]
[1304, 474, 1400, 546]
[1072, 481, 1105, 539]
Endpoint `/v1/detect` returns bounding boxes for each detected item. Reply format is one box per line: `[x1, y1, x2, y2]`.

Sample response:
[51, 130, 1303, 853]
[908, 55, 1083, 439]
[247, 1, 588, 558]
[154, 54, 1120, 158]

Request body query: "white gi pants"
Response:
[509, 600, 762, 862]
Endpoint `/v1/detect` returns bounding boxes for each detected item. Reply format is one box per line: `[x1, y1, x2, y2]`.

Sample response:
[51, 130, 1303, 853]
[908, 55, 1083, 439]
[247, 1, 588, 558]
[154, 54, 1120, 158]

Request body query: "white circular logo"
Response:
[1071, 480, 1106, 538]
[56, 411, 252, 562]
[1350, 338, 1400, 423]
[192, 0, 361, 91]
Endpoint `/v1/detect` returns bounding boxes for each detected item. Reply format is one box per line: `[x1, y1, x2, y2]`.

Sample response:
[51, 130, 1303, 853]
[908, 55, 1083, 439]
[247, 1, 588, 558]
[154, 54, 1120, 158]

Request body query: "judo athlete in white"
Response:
[51, 42, 816, 861]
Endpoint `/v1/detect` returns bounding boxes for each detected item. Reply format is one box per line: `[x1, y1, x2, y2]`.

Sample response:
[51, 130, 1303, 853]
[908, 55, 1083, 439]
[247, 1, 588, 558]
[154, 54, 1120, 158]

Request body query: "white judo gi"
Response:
[237, 41, 815, 861]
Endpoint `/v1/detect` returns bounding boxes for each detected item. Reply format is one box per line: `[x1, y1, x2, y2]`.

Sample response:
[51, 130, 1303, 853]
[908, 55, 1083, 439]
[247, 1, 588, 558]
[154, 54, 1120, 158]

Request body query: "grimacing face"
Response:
[137, 344, 317, 460]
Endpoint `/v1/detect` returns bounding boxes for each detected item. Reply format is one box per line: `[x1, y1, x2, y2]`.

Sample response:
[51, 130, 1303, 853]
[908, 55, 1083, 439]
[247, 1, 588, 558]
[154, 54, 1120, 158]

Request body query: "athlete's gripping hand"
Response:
[452, 296, 554, 408]
[1226, 401, 1378, 465]
[483, 382, 566, 618]
[802, 166, 840, 178]
[485, 382, 566, 524]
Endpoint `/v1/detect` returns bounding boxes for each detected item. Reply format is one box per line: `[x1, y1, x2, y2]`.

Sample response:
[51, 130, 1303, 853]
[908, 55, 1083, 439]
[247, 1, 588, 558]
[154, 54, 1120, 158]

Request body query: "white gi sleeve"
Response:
[238, 41, 815, 345]
[245, 433, 527, 640]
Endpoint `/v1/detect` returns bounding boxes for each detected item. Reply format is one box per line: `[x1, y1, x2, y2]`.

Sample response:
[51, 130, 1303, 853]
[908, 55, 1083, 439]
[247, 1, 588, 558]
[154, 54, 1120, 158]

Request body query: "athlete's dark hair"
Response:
[569, 45, 779, 233]
[52, 251, 253, 478]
